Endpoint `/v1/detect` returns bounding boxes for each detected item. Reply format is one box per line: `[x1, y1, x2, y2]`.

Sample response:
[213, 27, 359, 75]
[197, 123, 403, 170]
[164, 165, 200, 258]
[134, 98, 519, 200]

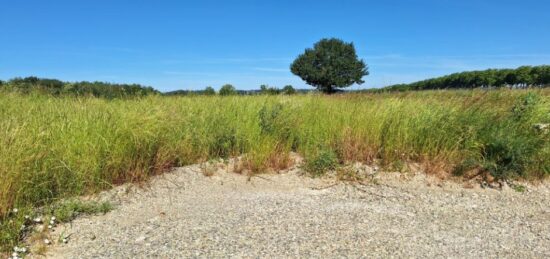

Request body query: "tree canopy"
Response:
[291, 38, 369, 93]
[219, 84, 237, 96]
[383, 65, 550, 91]
[204, 86, 216, 95]
[0, 76, 159, 98]
[282, 85, 296, 95]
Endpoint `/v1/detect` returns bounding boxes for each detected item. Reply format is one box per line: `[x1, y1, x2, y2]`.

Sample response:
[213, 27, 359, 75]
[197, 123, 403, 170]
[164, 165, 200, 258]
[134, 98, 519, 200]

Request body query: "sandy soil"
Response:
[35, 160, 550, 258]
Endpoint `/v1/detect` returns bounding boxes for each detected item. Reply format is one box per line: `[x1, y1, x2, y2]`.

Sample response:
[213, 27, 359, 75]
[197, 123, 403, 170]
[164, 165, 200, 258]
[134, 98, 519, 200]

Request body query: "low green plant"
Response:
[0, 200, 112, 252]
[46, 200, 113, 223]
[304, 149, 339, 177]
[512, 184, 526, 193]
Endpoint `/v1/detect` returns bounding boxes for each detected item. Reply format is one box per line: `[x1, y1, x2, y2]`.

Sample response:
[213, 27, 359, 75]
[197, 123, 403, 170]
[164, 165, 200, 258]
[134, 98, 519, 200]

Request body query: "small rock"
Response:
[62, 238, 69, 244]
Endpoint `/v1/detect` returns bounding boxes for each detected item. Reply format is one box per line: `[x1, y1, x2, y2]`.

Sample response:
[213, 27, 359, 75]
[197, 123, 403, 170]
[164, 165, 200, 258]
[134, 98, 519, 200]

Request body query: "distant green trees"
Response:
[260, 84, 281, 95]
[204, 86, 216, 95]
[258, 84, 297, 95]
[384, 65, 550, 91]
[219, 84, 237, 96]
[282, 85, 296, 95]
[291, 38, 369, 93]
[0, 76, 159, 98]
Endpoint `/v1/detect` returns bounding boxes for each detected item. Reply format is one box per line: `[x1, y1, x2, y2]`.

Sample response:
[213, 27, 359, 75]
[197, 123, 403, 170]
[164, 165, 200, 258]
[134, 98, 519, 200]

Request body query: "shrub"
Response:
[219, 84, 237, 96]
[304, 149, 339, 177]
[260, 85, 281, 95]
[456, 92, 550, 180]
[203, 86, 216, 95]
[282, 85, 296, 95]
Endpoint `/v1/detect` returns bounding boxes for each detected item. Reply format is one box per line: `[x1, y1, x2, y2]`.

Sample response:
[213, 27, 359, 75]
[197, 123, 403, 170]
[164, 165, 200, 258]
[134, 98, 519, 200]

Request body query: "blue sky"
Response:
[1, 0, 549, 91]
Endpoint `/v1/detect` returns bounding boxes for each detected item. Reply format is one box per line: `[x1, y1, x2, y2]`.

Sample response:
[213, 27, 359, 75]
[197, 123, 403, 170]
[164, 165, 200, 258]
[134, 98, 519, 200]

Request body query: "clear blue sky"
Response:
[1, 0, 549, 91]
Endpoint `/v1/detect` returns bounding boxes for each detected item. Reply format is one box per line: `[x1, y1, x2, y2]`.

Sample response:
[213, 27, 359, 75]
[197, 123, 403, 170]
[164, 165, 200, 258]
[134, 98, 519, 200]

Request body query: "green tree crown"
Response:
[290, 38, 369, 93]
[219, 84, 237, 96]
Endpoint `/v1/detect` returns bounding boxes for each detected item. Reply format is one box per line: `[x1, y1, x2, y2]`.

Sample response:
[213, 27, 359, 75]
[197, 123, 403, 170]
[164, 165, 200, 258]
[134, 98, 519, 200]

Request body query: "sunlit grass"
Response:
[1, 89, 549, 251]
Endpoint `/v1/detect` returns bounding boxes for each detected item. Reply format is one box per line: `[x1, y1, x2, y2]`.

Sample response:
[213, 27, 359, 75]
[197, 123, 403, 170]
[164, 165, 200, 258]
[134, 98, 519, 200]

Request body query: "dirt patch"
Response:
[26, 160, 550, 258]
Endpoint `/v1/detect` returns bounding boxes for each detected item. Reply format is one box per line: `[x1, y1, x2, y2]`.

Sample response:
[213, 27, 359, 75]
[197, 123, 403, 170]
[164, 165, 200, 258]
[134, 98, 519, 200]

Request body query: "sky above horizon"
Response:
[1, 0, 549, 91]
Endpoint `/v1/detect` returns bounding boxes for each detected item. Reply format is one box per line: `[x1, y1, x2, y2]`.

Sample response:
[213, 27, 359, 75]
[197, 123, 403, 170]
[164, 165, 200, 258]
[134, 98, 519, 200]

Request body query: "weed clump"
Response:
[455, 92, 550, 180]
[304, 149, 339, 177]
[46, 200, 113, 223]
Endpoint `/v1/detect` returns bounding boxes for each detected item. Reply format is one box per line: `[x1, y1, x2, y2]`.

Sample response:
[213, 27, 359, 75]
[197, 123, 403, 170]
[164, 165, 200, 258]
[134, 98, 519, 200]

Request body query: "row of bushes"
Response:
[164, 84, 299, 96]
[382, 65, 550, 91]
[1, 77, 303, 97]
[1, 76, 159, 98]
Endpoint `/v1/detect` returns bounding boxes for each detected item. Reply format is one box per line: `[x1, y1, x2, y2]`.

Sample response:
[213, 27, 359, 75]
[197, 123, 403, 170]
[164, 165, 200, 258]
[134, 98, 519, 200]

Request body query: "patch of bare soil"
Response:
[30, 158, 550, 258]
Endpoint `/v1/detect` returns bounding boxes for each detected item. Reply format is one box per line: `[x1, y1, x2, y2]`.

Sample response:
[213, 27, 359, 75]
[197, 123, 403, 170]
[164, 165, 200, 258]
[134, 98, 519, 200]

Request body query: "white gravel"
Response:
[43, 162, 550, 258]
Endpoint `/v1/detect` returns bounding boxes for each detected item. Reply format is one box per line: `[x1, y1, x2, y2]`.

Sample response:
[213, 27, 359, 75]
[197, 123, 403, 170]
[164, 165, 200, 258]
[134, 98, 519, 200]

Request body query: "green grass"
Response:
[1, 89, 549, 251]
[0, 199, 112, 253]
[46, 199, 113, 223]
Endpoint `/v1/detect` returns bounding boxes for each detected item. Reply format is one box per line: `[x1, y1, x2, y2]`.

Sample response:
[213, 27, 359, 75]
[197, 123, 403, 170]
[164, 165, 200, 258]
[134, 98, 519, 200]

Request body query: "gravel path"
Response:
[44, 162, 550, 258]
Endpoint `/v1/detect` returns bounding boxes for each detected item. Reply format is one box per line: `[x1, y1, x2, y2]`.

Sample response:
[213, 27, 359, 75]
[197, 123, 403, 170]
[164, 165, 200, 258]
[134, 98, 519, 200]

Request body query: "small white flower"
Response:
[24, 215, 30, 220]
[44, 239, 51, 245]
[12, 208, 18, 213]
[51, 216, 56, 221]
[13, 246, 27, 253]
[33, 217, 42, 223]
[20, 225, 26, 230]
[12, 252, 18, 257]
[48, 225, 53, 229]
[62, 238, 68, 244]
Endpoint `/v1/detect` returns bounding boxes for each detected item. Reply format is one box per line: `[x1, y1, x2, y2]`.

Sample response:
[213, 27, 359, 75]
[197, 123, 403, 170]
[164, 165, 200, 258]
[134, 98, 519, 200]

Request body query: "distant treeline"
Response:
[0, 76, 159, 98]
[382, 65, 550, 91]
[163, 84, 311, 96]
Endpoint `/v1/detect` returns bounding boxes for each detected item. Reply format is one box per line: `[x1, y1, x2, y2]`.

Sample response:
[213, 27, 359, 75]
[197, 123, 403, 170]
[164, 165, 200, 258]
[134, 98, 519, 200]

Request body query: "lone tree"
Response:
[290, 38, 368, 93]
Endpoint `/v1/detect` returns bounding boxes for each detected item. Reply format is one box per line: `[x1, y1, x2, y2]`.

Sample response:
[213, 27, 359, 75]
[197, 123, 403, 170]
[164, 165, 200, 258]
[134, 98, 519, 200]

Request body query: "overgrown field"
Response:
[1, 89, 549, 249]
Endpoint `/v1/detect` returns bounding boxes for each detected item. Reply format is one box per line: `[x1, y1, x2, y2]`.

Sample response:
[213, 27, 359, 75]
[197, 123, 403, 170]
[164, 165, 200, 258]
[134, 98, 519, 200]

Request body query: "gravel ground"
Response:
[41, 161, 550, 258]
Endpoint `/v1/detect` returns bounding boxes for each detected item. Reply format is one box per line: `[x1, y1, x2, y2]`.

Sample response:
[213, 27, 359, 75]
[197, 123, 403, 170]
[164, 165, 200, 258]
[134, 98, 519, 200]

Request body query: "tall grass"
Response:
[1, 89, 549, 250]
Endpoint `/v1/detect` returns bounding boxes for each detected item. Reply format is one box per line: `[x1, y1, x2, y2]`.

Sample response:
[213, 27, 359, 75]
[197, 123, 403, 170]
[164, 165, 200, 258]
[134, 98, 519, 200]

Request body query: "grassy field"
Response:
[1, 89, 549, 250]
